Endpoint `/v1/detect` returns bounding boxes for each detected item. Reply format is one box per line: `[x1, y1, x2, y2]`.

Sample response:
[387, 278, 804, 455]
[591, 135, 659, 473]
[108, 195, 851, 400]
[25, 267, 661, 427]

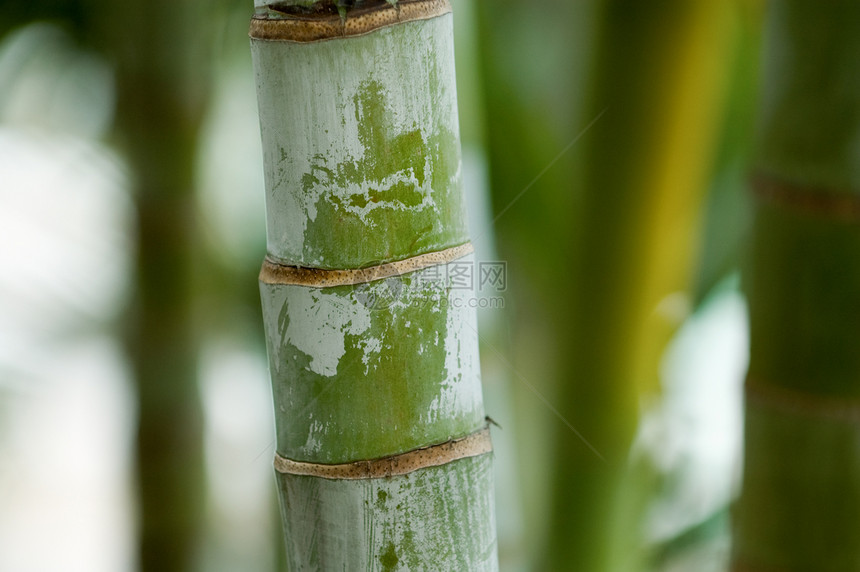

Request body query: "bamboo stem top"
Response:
[250, 0, 451, 42]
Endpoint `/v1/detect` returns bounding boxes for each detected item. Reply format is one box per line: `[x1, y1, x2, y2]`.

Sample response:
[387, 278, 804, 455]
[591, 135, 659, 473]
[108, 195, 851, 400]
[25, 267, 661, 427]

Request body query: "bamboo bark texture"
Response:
[250, 1, 497, 569]
[733, 1, 860, 570]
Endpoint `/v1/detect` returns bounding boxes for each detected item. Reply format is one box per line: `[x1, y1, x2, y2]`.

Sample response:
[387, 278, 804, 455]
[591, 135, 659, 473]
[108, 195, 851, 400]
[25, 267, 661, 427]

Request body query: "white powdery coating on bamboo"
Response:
[278, 455, 498, 570]
[433, 253, 481, 425]
[263, 285, 373, 378]
[250, 12, 460, 266]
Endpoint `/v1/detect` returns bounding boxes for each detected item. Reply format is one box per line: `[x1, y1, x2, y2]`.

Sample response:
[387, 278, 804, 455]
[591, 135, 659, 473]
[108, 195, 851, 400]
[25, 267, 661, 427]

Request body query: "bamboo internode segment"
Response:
[274, 426, 492, 479]
[260, 242, 473, 287]
[751, 172, 860, 223]
[250, 0, 451, 42]
[746, 377, 860, 424]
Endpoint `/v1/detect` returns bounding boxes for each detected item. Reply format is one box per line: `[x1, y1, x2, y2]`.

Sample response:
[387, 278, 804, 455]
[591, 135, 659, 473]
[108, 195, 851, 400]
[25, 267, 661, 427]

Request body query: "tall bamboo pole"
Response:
[733, 1, 860, 570]
[250, 1, 497, 568]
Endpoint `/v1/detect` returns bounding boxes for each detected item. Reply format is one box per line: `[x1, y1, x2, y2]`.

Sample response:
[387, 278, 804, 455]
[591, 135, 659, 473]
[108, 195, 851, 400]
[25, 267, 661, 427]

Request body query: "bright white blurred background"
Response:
[0, 20, 279, 571]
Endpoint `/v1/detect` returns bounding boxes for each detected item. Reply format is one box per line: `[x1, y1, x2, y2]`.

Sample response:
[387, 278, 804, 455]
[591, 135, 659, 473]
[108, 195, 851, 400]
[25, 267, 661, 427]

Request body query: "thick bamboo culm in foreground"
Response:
[250, 1, 497, 569]
[733, 1, 860, 570]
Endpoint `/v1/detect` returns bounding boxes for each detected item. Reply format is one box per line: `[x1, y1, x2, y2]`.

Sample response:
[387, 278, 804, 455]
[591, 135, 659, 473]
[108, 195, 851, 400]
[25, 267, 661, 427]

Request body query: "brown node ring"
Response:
[250, 0, 451, 42]
[751, 171, 860, 223]
[745, 376, 860, 424]
[274, 425, 493, 480]
[259, 243, 474, 288]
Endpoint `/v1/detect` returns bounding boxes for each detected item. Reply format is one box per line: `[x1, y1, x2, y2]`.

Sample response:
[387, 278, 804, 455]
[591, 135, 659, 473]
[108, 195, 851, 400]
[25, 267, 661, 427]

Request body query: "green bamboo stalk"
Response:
[544, 4, 734, 571]
[250, 1, 497, 568]
[733, 1, 860, 570]
[478, 1, 734, 569]
[475, 4, 599, 565]
[101, 0, 211, 569]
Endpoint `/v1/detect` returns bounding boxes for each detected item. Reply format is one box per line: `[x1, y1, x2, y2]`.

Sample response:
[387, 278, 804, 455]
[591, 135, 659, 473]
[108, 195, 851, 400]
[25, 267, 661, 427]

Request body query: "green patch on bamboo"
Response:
[251, 10, 468, 268]
[260, 254, 484, 464]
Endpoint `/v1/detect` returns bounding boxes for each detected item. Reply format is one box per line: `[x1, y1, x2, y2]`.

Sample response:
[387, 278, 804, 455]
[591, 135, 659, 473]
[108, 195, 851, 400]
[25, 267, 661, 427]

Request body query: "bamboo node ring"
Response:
[249, 0, 451, 42]
[259, 242, 474, 288]
[751, 172, 860, 223]
[274, 425, 493, 479]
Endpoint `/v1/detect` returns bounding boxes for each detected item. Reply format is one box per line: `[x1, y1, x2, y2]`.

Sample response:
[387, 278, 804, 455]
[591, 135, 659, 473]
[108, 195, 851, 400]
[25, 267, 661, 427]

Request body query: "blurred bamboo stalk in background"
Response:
[733, 1, 860, 569]
[250, 1, 497, 568]
[544, 2, 734, 570]
[101, 0, 212, 569]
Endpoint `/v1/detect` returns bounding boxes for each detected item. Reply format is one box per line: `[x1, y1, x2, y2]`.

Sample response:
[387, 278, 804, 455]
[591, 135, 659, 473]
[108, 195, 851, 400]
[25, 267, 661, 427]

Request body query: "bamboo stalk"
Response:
[250, 1, 498, 568]
[475, 3, 598, 564]
[478, 1, 734, 569]
[732, 1, 860, 569]
[544, 4, 734, 571]
[102, 0, 211, 568]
